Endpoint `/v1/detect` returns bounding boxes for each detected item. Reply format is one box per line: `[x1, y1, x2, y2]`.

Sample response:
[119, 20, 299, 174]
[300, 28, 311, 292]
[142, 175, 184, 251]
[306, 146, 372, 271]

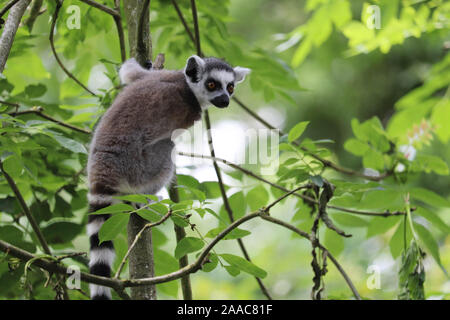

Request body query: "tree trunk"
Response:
[123, 0, 156, 300]
[123, 0, 152, 66]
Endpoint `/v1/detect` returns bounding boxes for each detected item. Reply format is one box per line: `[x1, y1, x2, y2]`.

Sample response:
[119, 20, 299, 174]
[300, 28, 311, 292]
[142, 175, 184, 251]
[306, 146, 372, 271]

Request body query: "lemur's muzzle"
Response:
[211, 94, 229, 108]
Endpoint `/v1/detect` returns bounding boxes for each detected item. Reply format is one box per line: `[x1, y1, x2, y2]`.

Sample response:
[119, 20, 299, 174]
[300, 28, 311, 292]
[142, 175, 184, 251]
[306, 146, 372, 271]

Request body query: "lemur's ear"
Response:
[184, 55, 205, 83]
[233, 66, 251, 83]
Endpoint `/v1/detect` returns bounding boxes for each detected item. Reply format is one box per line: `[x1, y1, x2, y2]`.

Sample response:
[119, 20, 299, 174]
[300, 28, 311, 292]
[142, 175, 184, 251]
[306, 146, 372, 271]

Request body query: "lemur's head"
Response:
[184, 55, 251, 109]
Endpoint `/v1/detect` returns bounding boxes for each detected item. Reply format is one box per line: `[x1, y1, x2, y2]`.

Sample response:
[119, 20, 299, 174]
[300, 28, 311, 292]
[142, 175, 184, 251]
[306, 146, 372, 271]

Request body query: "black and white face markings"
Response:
[184, 55, 251, 109]
[203, 69, 235, 108]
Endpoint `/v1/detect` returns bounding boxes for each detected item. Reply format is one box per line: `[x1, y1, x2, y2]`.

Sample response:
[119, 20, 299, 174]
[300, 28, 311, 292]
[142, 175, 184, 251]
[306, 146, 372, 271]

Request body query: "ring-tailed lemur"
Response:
[87, 55, 250, 299]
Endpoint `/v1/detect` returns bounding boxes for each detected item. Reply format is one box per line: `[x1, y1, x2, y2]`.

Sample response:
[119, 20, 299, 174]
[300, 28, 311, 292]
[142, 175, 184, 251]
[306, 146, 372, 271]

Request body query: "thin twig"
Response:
[204, 111, 273, 300]
[171, 0, 196, 45]
[8, 106, 92, 134]
[0, 161, 51, 255]
[260, 214, 361, 300]
[79, 0, 119, 17]
[190, 0, 201, 56]
[0, 0, 20, 20]
[113, 0, 126, 62]
[168, 177, 193, 300]
[49, 1, 97, 97]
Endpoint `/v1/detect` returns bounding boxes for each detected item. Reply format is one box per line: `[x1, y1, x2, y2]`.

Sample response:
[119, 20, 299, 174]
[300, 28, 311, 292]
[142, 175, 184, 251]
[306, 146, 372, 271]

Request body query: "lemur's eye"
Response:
[207, 81, 216, 90]
[227, 84, 234, 94]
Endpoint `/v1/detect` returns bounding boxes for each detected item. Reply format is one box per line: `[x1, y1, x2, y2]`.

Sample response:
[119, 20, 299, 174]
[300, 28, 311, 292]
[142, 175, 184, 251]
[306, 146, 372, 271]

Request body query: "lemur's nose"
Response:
[211, 94, 229, 108]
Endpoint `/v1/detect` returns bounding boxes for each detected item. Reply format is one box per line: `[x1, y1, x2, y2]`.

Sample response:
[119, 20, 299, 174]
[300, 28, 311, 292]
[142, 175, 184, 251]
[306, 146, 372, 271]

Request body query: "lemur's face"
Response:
[184, 55, 250, 109]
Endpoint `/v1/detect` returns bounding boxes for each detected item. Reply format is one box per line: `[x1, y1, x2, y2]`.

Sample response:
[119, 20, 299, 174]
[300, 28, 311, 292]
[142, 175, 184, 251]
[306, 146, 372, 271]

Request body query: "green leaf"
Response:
[89, 203, 134, 215]
[227, 191, 247, 219]
[199, 181, 223, 199]
[137, 209, 162, 222]
[410, 188, 450, 208]
[414, 223, 446, 274]
[367, 216, 401, 238]
[42, 221, 82, 244]
[174, 237, 204, 259]
[288, 121, 310, 142]
[52, 135, 87, 154]
[414, 207, 450, 234]
[154, 249, 179, 298]
[205, 227, 251, 240]
[98, 213, 129, 243]
[246, 185, 269, 211]
[330, 213, 369, 228]
[201, 253, 219, 272]
[171, 216, 189, 228]
[225, 265, 241, 277]
[412, 154, 449, 176]
[323, 227, 344, 256]
[219, 253, 267, 278]
[344, 138, 369, 156]
[113, 194, 149, 204]
[2, 154, 22, 177]
[24, 84, 46, 98]
[389, 221, 412, 259]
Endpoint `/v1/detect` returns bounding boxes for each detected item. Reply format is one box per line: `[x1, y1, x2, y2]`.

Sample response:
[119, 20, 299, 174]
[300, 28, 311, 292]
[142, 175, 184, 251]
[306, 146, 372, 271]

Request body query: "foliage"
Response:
[0, 0, 448, 300]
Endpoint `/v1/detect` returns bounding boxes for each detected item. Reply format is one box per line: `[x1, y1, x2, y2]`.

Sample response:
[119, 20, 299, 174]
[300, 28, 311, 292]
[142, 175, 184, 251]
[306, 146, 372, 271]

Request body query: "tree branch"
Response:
[259, 214, 361, 300]
[115, 210, 171, 279]
[23, 0, 42, 32]
[0, 0, 30, 73]
[0, 161, 51, 255]
[49, 1, 97, 97]
[190, 0, 201, 56]
[79, 0, 126, 62]
[203, 111, 273, 300]
[7, 105, 92, 134]
[171, 0, 196, 45]
[168, 176, 193, 300]
[79, 0, 119, 17]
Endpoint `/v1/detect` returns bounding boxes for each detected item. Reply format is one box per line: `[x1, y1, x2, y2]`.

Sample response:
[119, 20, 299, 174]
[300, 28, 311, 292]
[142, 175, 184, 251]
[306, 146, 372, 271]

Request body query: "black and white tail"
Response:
[87, 192, 116, 300]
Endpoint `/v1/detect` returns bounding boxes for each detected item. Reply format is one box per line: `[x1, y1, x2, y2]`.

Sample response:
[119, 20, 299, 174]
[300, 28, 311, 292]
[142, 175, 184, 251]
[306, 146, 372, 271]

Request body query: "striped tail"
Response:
[87, 199, 116, 300]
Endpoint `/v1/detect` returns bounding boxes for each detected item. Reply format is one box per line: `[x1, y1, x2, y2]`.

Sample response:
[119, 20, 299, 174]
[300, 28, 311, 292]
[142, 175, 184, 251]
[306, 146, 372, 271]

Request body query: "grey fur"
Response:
[86, 55, 250, 299]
